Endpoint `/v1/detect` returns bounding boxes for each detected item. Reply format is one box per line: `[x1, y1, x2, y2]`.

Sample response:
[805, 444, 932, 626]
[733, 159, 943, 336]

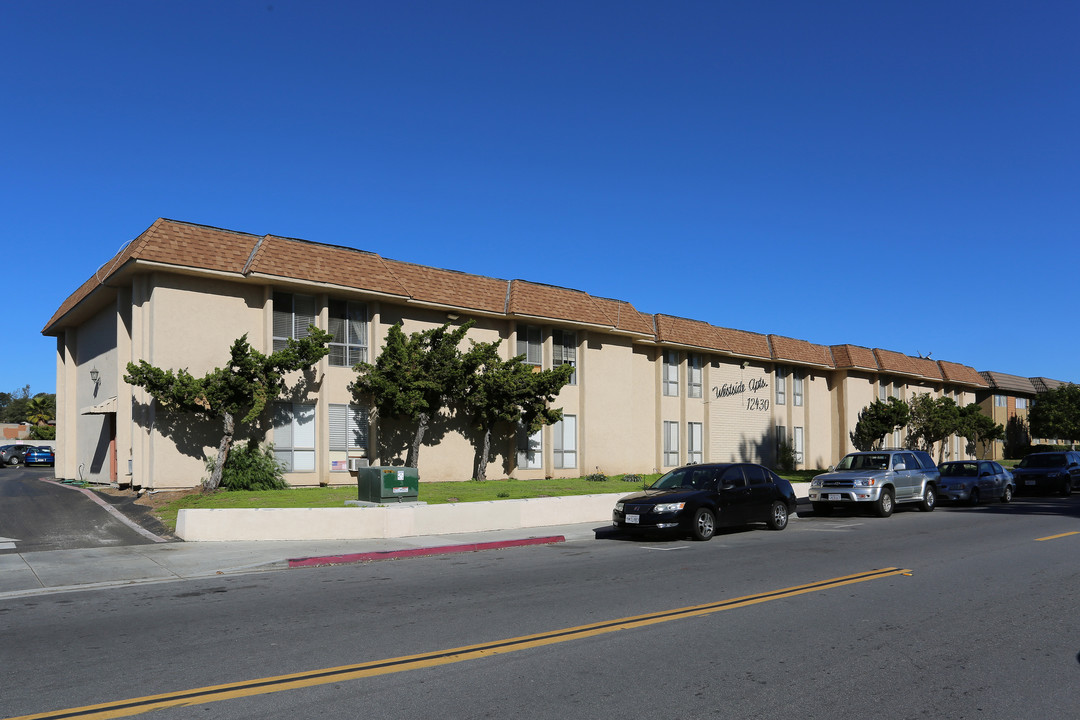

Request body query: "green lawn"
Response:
[155, 470, 814, 531]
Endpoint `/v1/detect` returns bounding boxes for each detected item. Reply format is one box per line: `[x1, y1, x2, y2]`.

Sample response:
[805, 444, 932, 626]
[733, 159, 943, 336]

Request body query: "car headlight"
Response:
[615, 503, 624, 512]
[853, 478, 876, 487]
[653, 502, 686, 514]
[810, 478, 823, 488]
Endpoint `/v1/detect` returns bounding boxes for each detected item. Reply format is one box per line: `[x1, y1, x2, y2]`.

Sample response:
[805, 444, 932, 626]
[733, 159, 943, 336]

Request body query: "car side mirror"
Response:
[893, 463, 906, 471]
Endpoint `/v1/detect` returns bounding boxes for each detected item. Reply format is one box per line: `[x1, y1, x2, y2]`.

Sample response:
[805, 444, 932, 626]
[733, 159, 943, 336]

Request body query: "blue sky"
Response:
[3, 1, 1077, 396]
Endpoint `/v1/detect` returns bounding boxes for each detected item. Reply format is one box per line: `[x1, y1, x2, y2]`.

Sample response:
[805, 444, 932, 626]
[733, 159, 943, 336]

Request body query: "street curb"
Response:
[287, 535, 567, 568]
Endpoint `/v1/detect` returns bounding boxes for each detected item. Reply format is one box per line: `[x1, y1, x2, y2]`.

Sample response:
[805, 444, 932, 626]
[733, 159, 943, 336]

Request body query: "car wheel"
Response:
[812, 502, 833, 516]
[766, 501, 789, 530]
[691, 508, 715, 541]
[969, 488, 980, 506]
[1001, 485, 1013, 503]
[8, 456, 21, 466]
[919, 486, 936, 512]
[875, 489, 894, 518]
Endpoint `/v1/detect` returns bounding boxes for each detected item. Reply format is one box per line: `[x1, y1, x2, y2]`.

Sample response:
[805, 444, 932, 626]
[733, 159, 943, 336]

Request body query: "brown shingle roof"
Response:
[248, 236, 408, 297]
[507, 281, 616, 326]
[717, 327, 771, 359]
[655, 315, 728, 352]
[831, 345, 878, 370]
[978, 371, 1036, 394]
[381, 260, 508, 313]
[769, 335, 834, 367]
[936, 361, 987, 387]
[592, 297, 654, 335]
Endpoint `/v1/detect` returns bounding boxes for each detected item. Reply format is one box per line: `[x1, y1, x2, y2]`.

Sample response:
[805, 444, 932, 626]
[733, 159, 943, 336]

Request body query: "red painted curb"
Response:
[287, 535, 567, 568]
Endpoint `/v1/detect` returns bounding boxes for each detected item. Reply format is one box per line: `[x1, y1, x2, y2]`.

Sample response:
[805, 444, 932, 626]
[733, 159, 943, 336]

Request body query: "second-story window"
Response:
[517, 325, 542, 367]
[553, 329, 577, 385]
[775, 367, 787, 405]
[328, 299, 368, 366]
[1016, 397, 1028, 409]
[688, 354, 702, 398]
[793, 370, 804, 407]
[273, 292, 316, 352]
[994, 394, 1006, 407]
[663, 351, 679, 396]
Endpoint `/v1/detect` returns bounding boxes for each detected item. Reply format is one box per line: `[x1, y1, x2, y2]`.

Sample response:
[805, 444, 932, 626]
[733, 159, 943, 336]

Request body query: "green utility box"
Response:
[356, 466, 419, 503]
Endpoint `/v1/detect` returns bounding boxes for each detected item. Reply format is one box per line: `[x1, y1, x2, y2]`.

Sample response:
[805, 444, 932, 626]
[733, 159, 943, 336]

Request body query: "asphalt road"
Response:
[2, 493, 1079, 720]
[0, 467, 162, 553]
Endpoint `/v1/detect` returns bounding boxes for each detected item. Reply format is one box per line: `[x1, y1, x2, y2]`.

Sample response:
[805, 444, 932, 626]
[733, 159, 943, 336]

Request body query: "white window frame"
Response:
[553, 415, 577, 469]
[663, 420, 680, 467]
[775, 367, 787, 405]
[793, 426, 804, 464]
[517, 426, 543, 470]
[329, 404, 369, 471]
[688, 354, 702, 399]
[663, 351, 679, 397]
[879, 380, 888, 401]
[994, 394, 1006, 408]
[328, 299, 368, 367]
[518, 325, 542, 367]
[793, 370, 804, 407]
[687, 422, 703, 464]
[273, 402, 316, 472]
[1016, 397, 1028, 410]
[273, 292, 316, 353]
[553, 329, 577, 385]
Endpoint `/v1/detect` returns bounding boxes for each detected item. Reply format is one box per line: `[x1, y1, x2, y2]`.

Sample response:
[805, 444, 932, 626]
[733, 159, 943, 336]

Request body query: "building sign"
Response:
[713, 377, 771, 411]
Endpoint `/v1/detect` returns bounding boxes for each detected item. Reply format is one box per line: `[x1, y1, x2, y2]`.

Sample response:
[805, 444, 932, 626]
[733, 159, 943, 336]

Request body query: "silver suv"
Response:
[808, 450, 939, 517]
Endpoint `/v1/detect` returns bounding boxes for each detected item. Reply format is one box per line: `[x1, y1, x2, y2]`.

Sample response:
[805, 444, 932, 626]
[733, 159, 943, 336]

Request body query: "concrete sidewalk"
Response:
[0, 522, 604, 599]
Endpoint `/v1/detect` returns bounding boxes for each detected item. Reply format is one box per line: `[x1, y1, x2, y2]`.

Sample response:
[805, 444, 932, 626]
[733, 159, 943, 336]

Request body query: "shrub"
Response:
[776, 442, 797, 472]
[207, 441, 288, 491]
[585, 472, 608, 482]
[622, 473, 644, 483]
[30, 426, 56, 440]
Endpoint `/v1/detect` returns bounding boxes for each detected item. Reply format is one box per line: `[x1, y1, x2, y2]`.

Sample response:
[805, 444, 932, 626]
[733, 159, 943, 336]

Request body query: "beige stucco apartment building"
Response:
[45, 219, 998, 491]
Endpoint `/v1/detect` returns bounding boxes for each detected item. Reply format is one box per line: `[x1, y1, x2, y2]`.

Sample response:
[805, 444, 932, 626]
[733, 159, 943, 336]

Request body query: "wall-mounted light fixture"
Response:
[447, 313, 460, 321]
[89, 367, 100, 385]
[740, 360, 749, 369]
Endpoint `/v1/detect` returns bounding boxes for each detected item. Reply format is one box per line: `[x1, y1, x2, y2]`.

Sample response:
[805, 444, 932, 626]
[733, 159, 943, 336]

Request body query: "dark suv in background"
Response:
[1012, 451, 1080, 496]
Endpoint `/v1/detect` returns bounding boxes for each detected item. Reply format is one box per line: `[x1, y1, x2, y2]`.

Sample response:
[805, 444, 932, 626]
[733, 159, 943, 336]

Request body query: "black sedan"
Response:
[1012, 451, 1080, 496]
[612, 463, 798, 541]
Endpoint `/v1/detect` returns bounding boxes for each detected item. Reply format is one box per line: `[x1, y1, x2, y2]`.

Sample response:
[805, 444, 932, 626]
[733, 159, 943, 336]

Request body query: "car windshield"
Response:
[835, 454, 889, 471]
[649, 467, 712, 490]
[1017, 454, 1066, 469]
[942, 463, 977, 477]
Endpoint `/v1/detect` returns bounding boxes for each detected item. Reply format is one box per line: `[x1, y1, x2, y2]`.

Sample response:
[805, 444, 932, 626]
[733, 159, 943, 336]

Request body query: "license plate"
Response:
[828, 494, 842, 501]
[1026, 480, 1036, 485]
[626, 514, 640, 524]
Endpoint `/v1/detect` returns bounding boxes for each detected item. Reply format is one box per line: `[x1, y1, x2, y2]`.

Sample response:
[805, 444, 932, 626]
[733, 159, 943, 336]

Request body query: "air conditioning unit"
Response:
[348, 457, 369, 472]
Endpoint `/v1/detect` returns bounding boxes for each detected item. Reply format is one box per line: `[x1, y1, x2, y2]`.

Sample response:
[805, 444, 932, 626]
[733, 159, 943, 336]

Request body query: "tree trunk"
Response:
[475, 427, 491, 482]
[407, 412, 428, 469]
[204, 411, 235, 492]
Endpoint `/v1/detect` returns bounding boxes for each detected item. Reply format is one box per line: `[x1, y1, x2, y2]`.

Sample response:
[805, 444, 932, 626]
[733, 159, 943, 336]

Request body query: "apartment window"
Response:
[273, 403, 315, 472]
[329, 404, 368, 454]
[793, 426, 804, 464]
[688, 354, 703, 398]
[517, 325, 542, 367]
[994, 394, 1006, 408]
[553, 415, 577, 469]
[879, 381, 888, 401]
[517, 426, 543, 469]
[793, 370, 804, 407]
[775, 367, 787, 405]
[663, 351, 679, 396]
[776, 425, 787, 454]
[553, 330, 577, 385]
[273, 292, 316, 352]
[687, 422, 703, 464]
[328, 299, 368, 366]
[663, 421, 680, 467]
[1016, 397, 1028, 409]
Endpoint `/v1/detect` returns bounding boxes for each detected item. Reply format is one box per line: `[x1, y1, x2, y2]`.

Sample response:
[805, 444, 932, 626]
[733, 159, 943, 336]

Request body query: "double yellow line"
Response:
[6, 568, 910, 720]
